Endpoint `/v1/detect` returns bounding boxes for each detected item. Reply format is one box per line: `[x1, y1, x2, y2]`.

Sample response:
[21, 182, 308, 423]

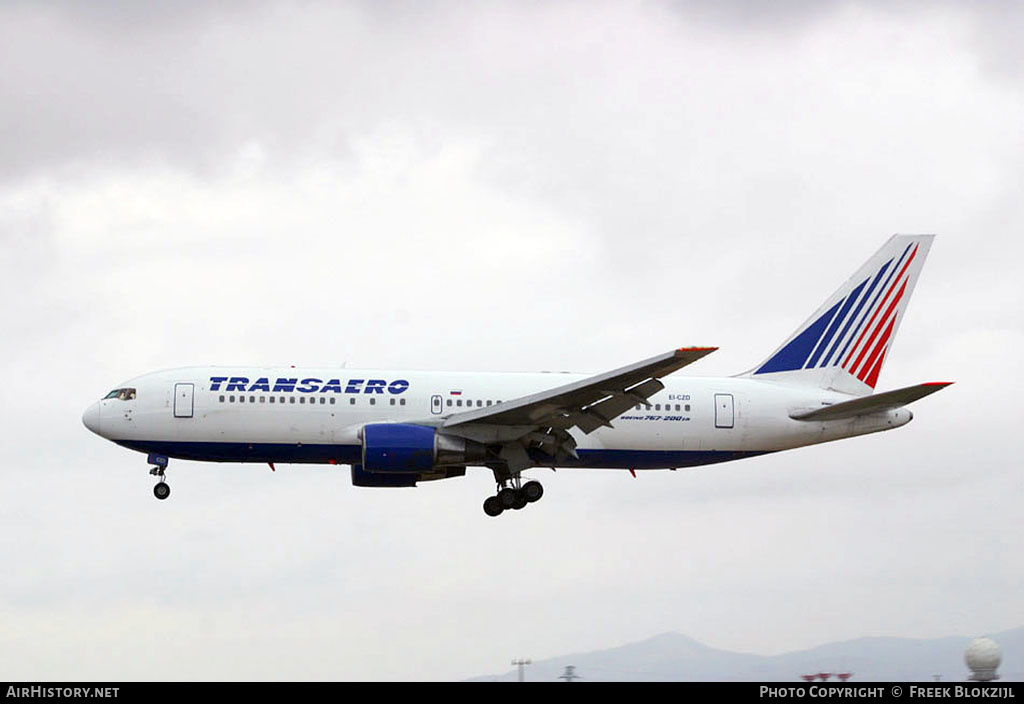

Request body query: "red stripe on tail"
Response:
[843, 244, 918, 369]
[862, 348, 888, 389]
[849, 277, 907, 376]
[858, 313, 897, 384]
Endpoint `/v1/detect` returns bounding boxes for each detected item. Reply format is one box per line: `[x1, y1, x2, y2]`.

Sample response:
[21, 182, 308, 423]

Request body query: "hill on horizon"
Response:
[466, 626, 1024, 682]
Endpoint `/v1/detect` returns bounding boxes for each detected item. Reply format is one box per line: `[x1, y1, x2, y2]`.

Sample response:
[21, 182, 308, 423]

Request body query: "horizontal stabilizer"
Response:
[790, 382, 952, 421]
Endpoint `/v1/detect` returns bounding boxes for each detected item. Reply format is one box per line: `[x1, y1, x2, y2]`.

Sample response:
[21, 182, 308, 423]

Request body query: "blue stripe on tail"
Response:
[755, 299, 843, 374]
[819, 260, 891, 367]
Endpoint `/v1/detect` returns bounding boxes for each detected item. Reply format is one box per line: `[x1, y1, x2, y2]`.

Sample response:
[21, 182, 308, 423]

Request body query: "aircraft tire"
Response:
[153, 482, 171, 500]
[483, 496, 503, 517]
[522, 481, 544, 503]
[497, 487, 517, 509]
[511, 491, 528, 510]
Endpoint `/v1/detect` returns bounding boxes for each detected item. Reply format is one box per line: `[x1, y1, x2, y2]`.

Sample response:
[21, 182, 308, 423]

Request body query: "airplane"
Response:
[82, 235, 951, 516]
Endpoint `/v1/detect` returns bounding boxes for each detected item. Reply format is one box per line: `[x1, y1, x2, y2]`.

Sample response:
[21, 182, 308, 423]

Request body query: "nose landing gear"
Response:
[147, 453, 171, 500]
[150, 466, 170, 500]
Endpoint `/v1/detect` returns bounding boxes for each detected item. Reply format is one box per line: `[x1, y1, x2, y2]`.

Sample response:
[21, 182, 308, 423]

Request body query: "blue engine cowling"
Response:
[362, 423, 437, 472]
[359, 423, 487, 479]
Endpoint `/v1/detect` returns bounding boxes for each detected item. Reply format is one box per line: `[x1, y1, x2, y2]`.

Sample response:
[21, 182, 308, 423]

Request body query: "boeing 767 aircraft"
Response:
[83, 235, 950, 516]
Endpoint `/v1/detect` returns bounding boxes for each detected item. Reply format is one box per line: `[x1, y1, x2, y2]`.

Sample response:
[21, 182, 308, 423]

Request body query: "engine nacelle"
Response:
[361, 423, 486, 473]
[350, 463, 418, 488]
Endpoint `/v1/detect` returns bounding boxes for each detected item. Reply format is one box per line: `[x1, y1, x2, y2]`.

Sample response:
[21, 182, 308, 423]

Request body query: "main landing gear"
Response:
[482, 475, 544, 517]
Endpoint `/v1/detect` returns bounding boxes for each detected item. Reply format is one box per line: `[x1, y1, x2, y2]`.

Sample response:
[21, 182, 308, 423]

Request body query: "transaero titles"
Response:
[208, 377, 409, 394]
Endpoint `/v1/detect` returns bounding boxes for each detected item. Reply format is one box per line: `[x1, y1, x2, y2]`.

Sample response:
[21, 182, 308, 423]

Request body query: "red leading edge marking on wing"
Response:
[843, 244, 919, 370]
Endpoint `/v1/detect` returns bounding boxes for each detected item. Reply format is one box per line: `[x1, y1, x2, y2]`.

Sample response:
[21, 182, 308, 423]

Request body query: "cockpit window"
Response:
[104, 388, 136, 401]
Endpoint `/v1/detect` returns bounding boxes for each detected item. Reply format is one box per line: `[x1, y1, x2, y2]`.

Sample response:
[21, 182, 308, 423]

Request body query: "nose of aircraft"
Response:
[82, 402, 101, 436]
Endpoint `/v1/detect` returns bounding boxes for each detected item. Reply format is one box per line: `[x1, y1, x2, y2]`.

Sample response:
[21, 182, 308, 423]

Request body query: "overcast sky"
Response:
[1, 0, 1021, 682]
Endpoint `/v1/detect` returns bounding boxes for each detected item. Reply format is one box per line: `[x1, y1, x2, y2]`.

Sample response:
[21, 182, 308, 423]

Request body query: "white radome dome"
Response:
[965, 637, 1002, 675]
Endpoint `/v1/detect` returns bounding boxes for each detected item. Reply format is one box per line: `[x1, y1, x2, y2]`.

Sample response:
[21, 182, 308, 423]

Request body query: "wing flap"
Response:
[571, 378, 666, 434]
[790, 382, 952, 421]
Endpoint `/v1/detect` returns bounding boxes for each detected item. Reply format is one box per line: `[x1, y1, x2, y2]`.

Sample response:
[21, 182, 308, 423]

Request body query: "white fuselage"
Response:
[82, 366, 912, 472]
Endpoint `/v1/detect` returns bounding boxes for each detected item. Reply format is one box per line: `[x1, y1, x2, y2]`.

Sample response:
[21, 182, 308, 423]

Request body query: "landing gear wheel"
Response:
[511, 490, 528, 510]
[498, 487, 518, 510]
[522, 480, 544, 503]
[483, 496, 503, 517]
[153, 482, 171, 500]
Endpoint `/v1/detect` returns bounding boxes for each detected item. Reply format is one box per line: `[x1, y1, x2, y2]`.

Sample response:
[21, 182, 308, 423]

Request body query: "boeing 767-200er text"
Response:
[83, 235, 950, 516]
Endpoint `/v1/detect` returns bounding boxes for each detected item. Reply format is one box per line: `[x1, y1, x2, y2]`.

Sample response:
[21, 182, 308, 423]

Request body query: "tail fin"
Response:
[743, 234, 934, 396]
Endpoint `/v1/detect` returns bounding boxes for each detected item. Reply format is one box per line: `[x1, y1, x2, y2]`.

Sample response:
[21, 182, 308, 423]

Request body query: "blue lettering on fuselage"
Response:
[209, 376, 409, 394]
[273, 378, 297, 392]
[345, 379, 364, 393]
[297, 378, 322, 393]
[388, 379, 410, 394]
[319, 379, 343, 393]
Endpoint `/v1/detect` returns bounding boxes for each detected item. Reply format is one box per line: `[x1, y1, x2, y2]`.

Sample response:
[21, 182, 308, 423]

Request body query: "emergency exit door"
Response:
[714, 393, 734, 429]
[430, 394, 442, 415]
[174, 383, 195, 418]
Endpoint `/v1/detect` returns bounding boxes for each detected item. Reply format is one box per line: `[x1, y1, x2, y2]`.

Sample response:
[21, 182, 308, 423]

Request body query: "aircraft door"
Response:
[174, 383, 195, 418]
[714, 393, 734, 429]
[430, 394, 442, 415]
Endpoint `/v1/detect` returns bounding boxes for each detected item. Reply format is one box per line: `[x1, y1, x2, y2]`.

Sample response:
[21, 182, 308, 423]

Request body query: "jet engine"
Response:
[360, 423, 487, 473]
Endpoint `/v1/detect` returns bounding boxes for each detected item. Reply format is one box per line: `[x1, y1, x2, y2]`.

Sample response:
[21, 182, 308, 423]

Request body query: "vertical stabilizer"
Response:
[742, 235, 934, 396]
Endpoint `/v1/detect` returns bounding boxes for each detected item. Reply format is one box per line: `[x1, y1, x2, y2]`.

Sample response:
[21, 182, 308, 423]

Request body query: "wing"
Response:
[438, 347, 716, 469]
[789, 381, 952, 421]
